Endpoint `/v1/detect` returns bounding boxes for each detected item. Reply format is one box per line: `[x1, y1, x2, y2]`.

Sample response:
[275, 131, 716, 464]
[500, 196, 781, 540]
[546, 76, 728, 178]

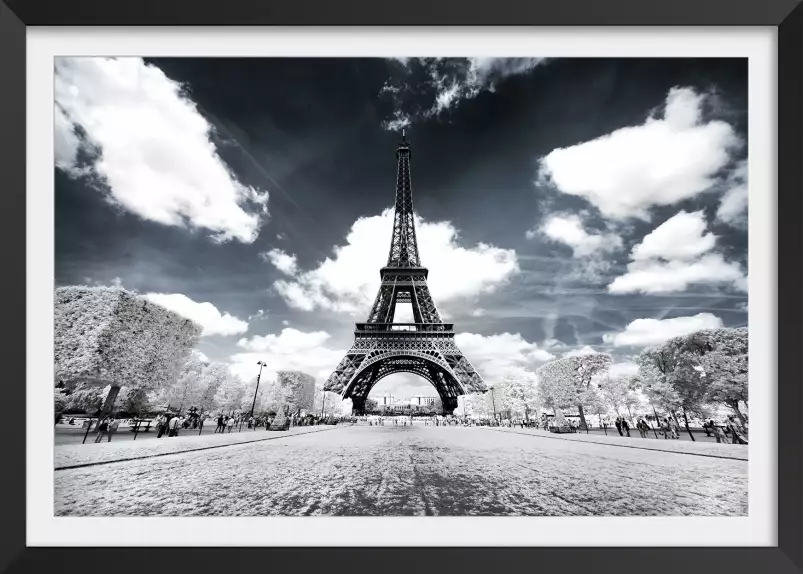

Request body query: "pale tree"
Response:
[678, 328, 748, 426]
[214, 373, 248, 416]
[155, 352, 207, 414]
[194, 362, 229, 417]
[313, 385, 342, 419]
[54, 388, 68, 423]
[276, 371, 316, 416]
[337, 397, 353, 417]
[537, 354, 611, 429]
[54, 286, 202, 417]
[260, 379, 291, 416]
[637, 343, 707, 440]
[596, 375, 643, 425]
[582, 384, 609, 431]
[457, 394, 490, 419]
[496, 372, 540, 422]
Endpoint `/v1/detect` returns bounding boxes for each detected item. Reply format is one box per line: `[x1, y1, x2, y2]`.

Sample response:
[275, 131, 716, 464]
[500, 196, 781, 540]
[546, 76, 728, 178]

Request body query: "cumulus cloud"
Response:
[608, 362, 639, 379]
[609, 254, 746, 294]
[562, 345, 600, 358]
[602, 313, 724, 347]
[531, 214, 622, 257]
[716, 160, 748, 227]
[381, 58, 546, 131]
[231, 328, 345, 383]
[54, 57, 269, 243]
[608, 211, 746, 294]
[454, 332, 554, 383]
[260, 249, 298, 276]
[537, 87, 741, 220]
[269, 208, 519, 314]
[144, 292, 249, 337]
[631, 210, 716, 261]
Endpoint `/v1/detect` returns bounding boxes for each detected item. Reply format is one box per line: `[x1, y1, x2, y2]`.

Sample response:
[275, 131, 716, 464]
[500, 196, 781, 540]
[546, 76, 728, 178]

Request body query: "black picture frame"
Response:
[1, 1, 800, 572]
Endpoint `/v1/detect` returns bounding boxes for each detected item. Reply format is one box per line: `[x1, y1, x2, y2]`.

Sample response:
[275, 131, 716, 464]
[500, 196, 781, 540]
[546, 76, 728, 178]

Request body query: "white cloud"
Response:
[537, 87, 740, 220]
[562, 345, 599, 358]
[454, 332, 554, 383]
[231, 328, 345, 384]
[272, 208, 519, 314]
[533, 214, 622, 257]
[608, 254, 746, 294]
[602, 313, 724, 347]
[608, 211, 746, 294]
[54, 103, 81, 172]
[261, 249, 298, 276]
[631, 210, 716, 261]
[144, 292, 249, 337]
[471, 309, 486, 317]
[381, 58, 546, 131]
[281, 320, 290, 326]
[192, 350, 210, 363]
[55, 57, 269, 243]
[608, 362, 639, 379]
[716, 161, 748, 226]
[248, 309, 265, 321]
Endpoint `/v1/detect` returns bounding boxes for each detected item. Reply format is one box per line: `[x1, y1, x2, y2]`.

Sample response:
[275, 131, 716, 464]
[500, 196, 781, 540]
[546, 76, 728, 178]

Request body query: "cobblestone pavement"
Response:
[55, 425, 748, 517]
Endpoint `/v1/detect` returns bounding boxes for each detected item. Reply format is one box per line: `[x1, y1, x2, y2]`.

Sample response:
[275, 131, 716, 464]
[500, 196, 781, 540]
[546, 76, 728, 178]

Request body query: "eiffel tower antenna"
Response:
[324, 135, 486, 415]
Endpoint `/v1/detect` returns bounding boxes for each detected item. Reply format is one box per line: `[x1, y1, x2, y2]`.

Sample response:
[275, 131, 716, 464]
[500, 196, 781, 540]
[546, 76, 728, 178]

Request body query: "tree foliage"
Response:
[275, 371, 316, 415]
[54, 286, 202, 391]
[537, 353, 611, 427]
[637, 327, 748, 424]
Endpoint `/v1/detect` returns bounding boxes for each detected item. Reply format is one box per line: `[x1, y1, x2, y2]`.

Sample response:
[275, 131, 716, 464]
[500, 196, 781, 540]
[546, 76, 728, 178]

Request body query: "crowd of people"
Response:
[92, 416, 120, 442]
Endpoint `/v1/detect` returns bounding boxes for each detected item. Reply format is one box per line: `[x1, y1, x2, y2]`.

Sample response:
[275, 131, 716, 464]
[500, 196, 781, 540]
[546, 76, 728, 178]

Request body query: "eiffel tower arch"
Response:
[324, 132, 487, 415]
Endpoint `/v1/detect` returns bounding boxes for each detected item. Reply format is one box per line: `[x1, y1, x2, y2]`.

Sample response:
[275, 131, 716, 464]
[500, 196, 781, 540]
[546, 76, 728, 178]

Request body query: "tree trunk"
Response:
[99, 385, 121, 418]
[626, 405, 635, 427]
[680, 406, 695, 441]
[577, 403, 588, 431]
[728, 400, 748, 427]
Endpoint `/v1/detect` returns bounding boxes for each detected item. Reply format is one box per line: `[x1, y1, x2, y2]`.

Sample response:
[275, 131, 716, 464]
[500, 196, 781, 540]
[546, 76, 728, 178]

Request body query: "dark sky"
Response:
[54, 57, 748, 398]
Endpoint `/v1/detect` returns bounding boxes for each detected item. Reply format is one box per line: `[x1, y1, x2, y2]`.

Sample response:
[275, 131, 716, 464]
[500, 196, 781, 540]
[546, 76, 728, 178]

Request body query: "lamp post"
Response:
[489, 386, 497, 425]
[250, 361, 266, 419]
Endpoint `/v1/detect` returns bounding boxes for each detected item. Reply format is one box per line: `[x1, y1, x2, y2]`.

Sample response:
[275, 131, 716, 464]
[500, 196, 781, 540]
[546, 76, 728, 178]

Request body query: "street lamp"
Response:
[250, 360, 267, 419]
[489, 386, 497, 424]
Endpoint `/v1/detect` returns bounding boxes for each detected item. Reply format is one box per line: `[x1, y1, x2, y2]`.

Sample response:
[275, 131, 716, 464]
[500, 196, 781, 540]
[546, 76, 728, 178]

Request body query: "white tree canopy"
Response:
[55, 286, 202, 391]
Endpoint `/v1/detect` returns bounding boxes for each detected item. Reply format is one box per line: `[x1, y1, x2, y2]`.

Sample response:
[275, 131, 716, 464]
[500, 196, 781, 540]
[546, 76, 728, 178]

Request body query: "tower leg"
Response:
[352, 397, 366, 416]
[442, 397, 458, 416]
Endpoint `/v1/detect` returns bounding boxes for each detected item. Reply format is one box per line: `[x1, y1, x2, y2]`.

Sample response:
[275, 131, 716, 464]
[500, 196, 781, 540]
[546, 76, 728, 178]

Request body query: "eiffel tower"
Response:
[324, 131, 487, 415]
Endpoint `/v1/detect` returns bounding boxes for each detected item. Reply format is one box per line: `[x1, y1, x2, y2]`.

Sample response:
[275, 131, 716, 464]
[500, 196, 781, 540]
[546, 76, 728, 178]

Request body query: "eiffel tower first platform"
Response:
[323, 132, 487, 415]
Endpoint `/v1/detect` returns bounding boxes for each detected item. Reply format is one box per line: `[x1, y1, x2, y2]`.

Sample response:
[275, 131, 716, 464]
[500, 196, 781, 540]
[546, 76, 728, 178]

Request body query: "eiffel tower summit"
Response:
[324, 131, 487, 415]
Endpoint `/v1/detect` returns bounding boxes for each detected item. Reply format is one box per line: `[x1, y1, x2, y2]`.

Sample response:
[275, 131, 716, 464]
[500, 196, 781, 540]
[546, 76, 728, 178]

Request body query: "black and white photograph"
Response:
[52, 55, 751, 519]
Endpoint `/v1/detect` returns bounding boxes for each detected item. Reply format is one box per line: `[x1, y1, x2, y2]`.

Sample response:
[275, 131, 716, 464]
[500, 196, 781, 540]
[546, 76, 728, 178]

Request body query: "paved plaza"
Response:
[55, 424, 747, 517]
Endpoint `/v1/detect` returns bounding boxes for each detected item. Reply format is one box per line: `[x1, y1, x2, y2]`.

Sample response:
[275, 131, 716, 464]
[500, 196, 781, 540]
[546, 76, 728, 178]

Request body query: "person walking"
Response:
[107, 417, 120, 442]
[154, 414, 164, 438]
[216, 415, 225, 433]
[714, 423, 727, 443]
[168, 415, 179, 437]
[226, 416, 234, 433]
[621, 418, 631, 437]
[615, 417, 624, 437]
[637, 419, 647, 438]
[661, 418, 671, 439]
[94, 417, 110, 443]
[671, 417, 681, 439]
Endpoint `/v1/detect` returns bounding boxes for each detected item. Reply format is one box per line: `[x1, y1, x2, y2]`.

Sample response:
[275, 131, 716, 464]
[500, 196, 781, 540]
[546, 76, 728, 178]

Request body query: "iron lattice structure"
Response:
[324, 133, 487, 414]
